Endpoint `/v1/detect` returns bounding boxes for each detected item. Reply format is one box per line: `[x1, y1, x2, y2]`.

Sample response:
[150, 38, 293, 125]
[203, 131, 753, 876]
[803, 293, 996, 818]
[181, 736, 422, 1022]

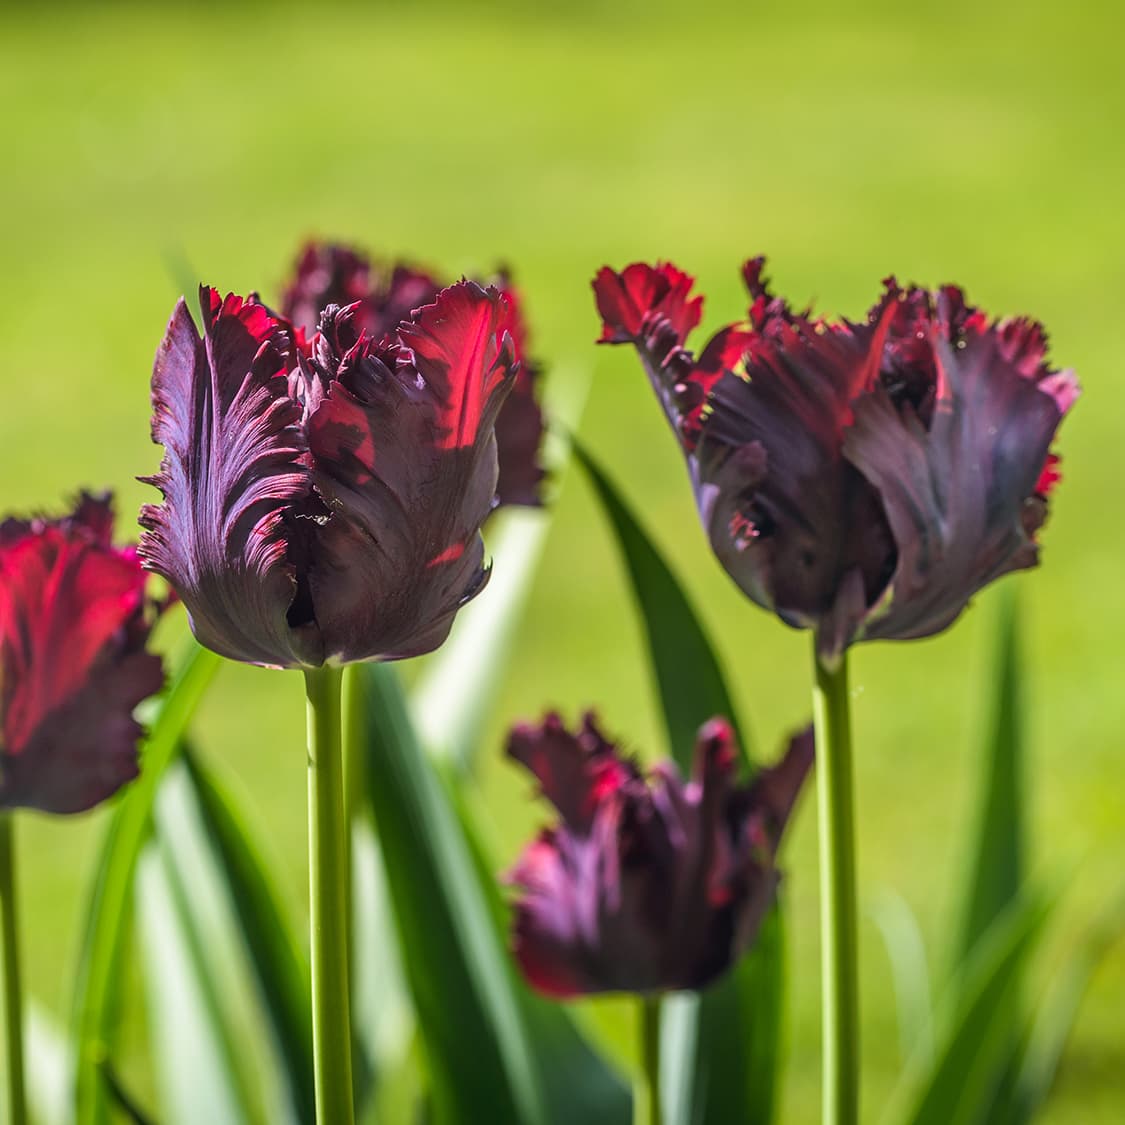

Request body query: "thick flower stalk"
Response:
[140, 278, 522, 1125]
[281, 238, 547, 509]
[0, 492, 165, 1125]
[594, 258, 1079, 1124]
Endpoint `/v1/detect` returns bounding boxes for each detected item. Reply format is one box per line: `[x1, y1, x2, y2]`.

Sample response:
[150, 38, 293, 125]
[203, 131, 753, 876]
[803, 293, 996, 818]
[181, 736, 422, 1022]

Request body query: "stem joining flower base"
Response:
[0, 813, 27, 1125]
[812, 641, 859, 1125]
[305, 665, 355, 1125]
[636, 994, 664, 1125]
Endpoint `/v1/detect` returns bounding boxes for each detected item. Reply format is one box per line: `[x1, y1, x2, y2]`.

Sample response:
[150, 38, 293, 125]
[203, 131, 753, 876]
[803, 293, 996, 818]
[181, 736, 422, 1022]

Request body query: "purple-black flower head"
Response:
[280, 240, 547, 509]
[0, 493, 166, 814]
[505, 712, 813, 997]
[593, 260, 1079, 661]
[140, 281, 517, 669]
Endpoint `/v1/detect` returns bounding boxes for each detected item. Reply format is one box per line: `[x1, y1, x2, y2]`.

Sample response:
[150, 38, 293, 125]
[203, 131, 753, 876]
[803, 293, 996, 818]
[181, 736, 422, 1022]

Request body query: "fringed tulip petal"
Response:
[844, 301, 1078, 644]
[594, 258, 1078, 655]
[506, 713, 813, 997]
[304, 282, 515, 663]
[281, 240, 547, 507]
[139, 289, 318, 667]
[592, 263, 706, 443]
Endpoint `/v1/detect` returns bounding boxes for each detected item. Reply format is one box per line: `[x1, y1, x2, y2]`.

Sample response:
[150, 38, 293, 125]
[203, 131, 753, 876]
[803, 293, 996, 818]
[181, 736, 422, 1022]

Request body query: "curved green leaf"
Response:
[988, 889, 1125, 1125]
[350, 662, 547, 1125]
[882, 894, 1050, 1125]
[180, 749, 315, 1124]
[956, 588, 1024, 969]
[575, 441, 784, 1125]
[412, 509, 550, 771]
[573, 440, 748, 766]
[871, 889, 934, 1067]
[71, 641, 222, 1125]
[136, 839, 254, 1125]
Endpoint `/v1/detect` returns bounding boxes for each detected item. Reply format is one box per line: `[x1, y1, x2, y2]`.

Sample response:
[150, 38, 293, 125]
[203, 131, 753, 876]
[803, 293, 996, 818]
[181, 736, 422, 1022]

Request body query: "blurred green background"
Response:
[2, 0, 1122, 1120]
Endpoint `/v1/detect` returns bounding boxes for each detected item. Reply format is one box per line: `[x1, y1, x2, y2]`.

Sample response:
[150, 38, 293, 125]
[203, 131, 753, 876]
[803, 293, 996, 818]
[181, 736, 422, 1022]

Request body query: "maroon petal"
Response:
[281, 239, 445, 344]
[506, 713, 813, 997]
[844, 295, 1079, 644]
[594, 262, 703, 344]
[696, 283, 898, 643]
[507, 711, 638, 832]
[398, 280, 518, 450]
[593, 263, 709, 447]
[376, 263, 444, 336]
[139, 289, 319, 667]
[492, 279, 547, 507]
[0, 499, 166, 814]
[304, 281, 516, 663]
[280, 241, 375, 336]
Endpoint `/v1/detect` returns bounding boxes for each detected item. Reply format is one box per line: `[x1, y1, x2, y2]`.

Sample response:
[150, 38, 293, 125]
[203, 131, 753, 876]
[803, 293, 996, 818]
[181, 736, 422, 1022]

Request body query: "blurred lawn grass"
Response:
[1, 0, 1123, 1120]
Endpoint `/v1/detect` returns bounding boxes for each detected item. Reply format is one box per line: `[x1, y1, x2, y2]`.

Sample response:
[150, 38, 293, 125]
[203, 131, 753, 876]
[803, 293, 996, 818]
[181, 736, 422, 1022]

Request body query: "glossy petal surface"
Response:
[139, 289, 318, 666]
[305, 282, 515, 662]
[594, 259, 1078, 656]
[0, 495, 164, 814]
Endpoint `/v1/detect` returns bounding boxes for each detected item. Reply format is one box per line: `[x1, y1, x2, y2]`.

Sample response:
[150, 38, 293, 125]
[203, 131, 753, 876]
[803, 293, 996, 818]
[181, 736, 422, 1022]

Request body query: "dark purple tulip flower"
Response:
[506, 712, 813, 997]
[140, 281, 518, 669]
[0, 493, 165, 814]
[593, 261, 1078, 661]
[280, 239, 547, 509]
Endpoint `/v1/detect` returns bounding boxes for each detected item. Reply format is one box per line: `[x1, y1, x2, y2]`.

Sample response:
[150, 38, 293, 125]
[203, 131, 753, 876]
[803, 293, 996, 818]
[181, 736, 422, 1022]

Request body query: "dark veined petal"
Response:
[139, 288, 320, 668]
[844, 293, 1080, 645]
[594, 256, 1078, 657]
[696, 278, 899, 651]
[305, 281, 516, 663]
[0, 498, 165, 814]
[505, 713, 813, 997]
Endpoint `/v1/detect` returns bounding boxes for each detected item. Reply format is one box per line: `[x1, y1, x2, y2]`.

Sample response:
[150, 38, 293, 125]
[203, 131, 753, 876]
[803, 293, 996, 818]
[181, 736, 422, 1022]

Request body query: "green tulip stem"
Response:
[636, 994, 663, 1125]
[0, 813, 27, 1125]
[304, 665, 355, 1125]
[812, 639, 860, 1125]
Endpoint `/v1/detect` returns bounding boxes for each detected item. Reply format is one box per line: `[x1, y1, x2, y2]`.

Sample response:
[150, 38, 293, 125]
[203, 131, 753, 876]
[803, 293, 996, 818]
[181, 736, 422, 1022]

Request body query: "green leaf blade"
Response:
[180, 749, 315, 1125]
[71, 641, 222, 1125]
[350, 662, 547, 1125]
[575, 441, 785, 1124]
[956, 588, 1024, 969]
[573, 440, 748, 769]
[883, 895, 1050, 1125]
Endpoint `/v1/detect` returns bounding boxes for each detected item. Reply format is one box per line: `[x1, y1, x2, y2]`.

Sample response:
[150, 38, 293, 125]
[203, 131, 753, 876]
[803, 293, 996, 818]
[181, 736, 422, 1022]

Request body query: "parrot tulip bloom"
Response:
[506, 712, 813, 997]
[0, 493, 165, 814]
[139, 280, 517, 669]
[280, 240, 546, 508]
[593, 259, 1078, 659]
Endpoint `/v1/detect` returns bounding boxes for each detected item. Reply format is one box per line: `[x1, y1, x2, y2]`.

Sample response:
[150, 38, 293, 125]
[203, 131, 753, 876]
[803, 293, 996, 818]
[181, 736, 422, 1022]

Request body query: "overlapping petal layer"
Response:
[594, 259, 1078, 657]
[0, 494, 165, 814]
[282, 240, 546, 508]
[506, 712, 813, 997]
[141, 281, 518, 668]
